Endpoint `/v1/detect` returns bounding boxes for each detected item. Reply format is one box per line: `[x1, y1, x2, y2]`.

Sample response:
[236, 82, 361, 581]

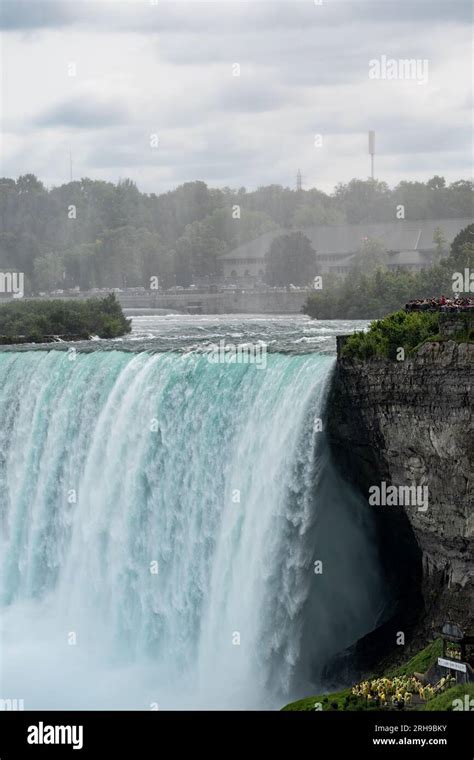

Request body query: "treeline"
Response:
[0, 174, 472, 293]
[303, 224, 474, 319]
[0, 294, 131, 343]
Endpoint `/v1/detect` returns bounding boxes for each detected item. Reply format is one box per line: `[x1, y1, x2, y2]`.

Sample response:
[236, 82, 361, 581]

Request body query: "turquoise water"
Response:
[0, 338, 383, 710]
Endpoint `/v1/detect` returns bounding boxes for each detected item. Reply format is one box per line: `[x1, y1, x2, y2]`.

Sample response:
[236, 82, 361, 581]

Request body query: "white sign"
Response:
[438, 657, 467, 673]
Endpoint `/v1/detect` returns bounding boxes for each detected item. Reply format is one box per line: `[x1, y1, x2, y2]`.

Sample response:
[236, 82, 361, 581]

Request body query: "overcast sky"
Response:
[1, 0, 472, 194]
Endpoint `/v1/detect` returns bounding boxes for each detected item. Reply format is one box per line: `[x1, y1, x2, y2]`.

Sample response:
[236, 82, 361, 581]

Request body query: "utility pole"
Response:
[69, 150, 73, 183]
[368, 131, 375, 180]
[296, 169, 303, 192]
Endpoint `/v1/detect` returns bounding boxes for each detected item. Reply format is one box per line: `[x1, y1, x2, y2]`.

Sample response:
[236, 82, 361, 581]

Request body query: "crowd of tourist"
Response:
[405, 295, 474, 312]
[351, 673, 455, 709]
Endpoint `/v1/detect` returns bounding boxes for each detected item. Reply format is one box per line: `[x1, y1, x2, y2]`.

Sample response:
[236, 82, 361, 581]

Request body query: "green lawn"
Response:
[281, 688, 373, 712]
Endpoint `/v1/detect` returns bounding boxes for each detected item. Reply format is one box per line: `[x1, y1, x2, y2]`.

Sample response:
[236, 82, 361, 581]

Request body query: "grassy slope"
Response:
[281, 688, 373, 712]
[386, 639, 442, 677]
[423, 683, 474, 711]
[281, 639, 454, 712]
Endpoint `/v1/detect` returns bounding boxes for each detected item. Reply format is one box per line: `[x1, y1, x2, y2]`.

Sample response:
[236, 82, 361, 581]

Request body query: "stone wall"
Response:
[117, 290, 307, 314]
[439, 313, 473, 337]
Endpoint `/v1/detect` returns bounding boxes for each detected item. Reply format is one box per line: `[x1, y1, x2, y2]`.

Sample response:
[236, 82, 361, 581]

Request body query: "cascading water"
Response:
[0, 347, 385, 709]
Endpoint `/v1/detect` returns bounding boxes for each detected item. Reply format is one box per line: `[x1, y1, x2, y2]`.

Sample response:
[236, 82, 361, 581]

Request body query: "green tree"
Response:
[33, 252, 65, 292]
[333, 179, 392, 223]
[265, 232, 316, 286]
[353, 237, 388, 272]
[450, 223, 474, 268]
[426, 175, 446, 190]
[433, 226, 448, 262]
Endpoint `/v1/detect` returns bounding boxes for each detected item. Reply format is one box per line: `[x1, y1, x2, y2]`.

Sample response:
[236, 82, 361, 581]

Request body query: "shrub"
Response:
[342, 310, 440, 360]
[0, 293, 131, 343]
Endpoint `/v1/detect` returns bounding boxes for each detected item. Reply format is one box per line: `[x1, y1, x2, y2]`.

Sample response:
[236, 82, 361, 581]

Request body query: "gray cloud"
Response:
[1, 0, 471, 33]
[0, 0, 73, 30]
[213, 78, 295, 113]
[36, 98, 130, 129]
[1, 0, 471, 193]
[382, 124, 473, 155]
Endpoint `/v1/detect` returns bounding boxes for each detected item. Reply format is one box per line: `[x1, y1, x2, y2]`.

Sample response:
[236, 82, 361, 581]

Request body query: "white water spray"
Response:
[0, 350, 383, 709]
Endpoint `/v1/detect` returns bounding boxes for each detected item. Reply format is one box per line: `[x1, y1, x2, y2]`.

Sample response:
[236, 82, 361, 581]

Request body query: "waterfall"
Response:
[0, 349, 384, 709]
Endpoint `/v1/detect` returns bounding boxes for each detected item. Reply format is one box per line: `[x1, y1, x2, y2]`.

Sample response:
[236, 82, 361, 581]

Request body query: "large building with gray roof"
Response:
[219, 218, 473, 283]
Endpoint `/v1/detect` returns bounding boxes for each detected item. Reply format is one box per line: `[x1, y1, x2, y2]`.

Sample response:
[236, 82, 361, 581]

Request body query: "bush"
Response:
[0, 293, 131, 343]
[342, 310, 440, 360]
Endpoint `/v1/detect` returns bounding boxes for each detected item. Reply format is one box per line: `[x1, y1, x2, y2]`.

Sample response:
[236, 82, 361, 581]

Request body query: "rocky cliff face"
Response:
[328, 340, 473, 646]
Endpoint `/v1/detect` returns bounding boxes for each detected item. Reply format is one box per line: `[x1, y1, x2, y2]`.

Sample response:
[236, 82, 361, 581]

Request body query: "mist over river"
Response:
[0, 315, 388, 710]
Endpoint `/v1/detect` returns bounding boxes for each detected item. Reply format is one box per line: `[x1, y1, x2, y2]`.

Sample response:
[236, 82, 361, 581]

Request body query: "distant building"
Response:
[219, 218, 473, 283]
